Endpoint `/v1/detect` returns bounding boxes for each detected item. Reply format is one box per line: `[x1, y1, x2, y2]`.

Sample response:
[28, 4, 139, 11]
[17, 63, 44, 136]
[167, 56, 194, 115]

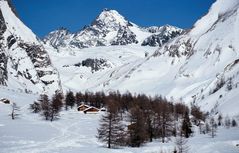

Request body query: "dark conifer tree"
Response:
[232, 119, 237, 127]
[65, 91, 75, 109]
[50, 92, 63, 121]
[181, 111, 192, 138]
[191, 104, 205, 125]
[128, 105, 148, 147]
[29, 101, 41, 113]
[209, 117, 217, 138]
[97, 100, 125, 148]
[75, 92, 83, 106]
[39, 94, 51, 120]
[154, 99, 173, 143]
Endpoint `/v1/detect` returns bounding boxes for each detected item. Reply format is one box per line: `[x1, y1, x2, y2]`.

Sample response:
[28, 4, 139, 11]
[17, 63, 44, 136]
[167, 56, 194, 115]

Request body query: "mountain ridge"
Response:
[44, 9, 183, 49]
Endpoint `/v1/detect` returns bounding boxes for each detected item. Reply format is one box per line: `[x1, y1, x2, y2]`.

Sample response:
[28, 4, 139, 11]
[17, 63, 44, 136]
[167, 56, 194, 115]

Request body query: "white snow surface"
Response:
[46, 45, 158, 92]
[96, 9, 128, 28]
[0, 89, 239, 153]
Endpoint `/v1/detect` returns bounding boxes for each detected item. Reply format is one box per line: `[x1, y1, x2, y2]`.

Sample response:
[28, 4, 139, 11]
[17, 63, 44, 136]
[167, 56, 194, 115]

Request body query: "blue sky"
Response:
[13, 0, 216, 38]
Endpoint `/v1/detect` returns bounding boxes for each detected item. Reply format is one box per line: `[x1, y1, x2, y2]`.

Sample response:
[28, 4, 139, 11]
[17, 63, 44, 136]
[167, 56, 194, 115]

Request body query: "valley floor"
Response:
[0, 89, 239, 153]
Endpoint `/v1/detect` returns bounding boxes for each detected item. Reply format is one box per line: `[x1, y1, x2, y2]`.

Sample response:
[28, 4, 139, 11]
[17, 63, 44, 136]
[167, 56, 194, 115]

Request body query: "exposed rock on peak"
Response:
[44, 9, 183, 49]
[142, 25, 183, 47]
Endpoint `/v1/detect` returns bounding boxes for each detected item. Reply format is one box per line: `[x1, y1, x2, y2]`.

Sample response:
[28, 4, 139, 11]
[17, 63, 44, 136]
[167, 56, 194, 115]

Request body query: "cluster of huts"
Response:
[77, 104, 106, 114]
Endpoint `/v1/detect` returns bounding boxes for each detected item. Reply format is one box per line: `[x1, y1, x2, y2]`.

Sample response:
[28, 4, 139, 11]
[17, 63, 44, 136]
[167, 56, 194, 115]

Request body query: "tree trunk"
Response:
[11, 112, 14, 120]
[108, 116, 112, 148]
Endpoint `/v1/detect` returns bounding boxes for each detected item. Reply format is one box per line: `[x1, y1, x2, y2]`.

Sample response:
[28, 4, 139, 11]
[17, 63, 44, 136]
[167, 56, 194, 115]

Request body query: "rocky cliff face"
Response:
[0, 7, 7, 85]
[142, 25, 183, 47]
[111, 26, 138, 45]
[0, 0, 61, 94]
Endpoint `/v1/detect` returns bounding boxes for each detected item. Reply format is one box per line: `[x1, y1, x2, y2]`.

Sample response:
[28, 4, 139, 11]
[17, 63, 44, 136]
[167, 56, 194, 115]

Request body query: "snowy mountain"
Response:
[44, 9, 183, 49]
[0, 0, 61, 94]
[46, 0, 239, 116]
[105, 0, 239, 115]
[1, 0, 239, 116]
[1, 1, 239, 153]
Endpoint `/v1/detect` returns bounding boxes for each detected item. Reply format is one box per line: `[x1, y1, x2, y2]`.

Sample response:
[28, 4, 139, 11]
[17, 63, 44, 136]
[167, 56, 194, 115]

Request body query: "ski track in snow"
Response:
[0, 109, 99, 153]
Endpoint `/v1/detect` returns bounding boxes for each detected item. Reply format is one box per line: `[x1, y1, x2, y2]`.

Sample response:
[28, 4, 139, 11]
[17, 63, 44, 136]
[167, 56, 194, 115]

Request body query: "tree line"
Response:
[28, 90, 238, 151]
[96, 92, 197, 148]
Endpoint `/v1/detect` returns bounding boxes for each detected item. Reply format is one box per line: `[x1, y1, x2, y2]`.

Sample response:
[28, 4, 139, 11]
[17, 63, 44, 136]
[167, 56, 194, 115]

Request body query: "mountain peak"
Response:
[94, 9, 129, 27]
[57, 27, 69, 31]
[102, 8, 110, 12]
[45, 8, 183, 49]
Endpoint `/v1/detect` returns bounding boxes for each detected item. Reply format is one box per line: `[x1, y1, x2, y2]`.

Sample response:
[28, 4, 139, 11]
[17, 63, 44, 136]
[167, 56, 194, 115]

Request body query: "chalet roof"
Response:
[78, 104, 91, 108]
[83, 106, 100, 112]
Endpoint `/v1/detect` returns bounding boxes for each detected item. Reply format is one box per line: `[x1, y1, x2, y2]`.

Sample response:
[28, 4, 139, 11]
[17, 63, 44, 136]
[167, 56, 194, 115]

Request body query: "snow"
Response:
[44, 9, 182, 49]
[0, 0, 61, 95]
[129, 25, 153, 43]
[42, 0, 239, 117]
[0, 89, 239, 153]
[97, 9, 128, 27]
[191, 0, 239, 36]
[1, 4, 239, 153]
[0, 1, 38, 42]
[45, 45, 157, 92]
[1, 0, 236, 117]
[104, 31, 118, 42]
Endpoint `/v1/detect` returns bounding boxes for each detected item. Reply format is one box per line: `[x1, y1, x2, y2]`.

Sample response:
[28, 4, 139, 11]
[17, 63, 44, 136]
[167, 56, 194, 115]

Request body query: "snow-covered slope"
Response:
[46, 44, 157, 92]
[0, 0, 61, 94]
[44, 9, 183, 49]
[46, 0, 239, 116]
